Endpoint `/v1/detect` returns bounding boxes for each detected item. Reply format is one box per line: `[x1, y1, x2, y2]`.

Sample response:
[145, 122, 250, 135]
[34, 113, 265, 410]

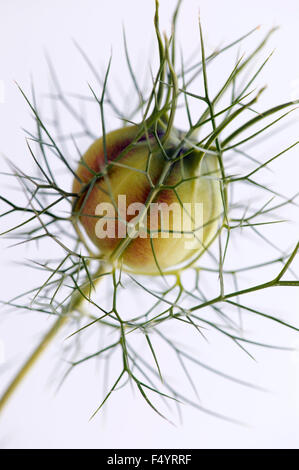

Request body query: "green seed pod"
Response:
[73, 125, 223, 274]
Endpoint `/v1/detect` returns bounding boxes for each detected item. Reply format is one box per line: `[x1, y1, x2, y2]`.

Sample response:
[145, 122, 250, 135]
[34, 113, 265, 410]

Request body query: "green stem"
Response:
[0, 263, 106, 414]
[0, 315, 68, 413]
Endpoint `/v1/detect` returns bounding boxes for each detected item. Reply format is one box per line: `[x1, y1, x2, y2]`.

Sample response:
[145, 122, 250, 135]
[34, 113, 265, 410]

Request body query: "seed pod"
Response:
[73, 126, 223, 274]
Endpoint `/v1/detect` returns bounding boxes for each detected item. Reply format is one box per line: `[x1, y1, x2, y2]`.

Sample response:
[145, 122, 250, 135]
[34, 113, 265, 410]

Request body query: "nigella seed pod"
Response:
[72, 126, 223, 274]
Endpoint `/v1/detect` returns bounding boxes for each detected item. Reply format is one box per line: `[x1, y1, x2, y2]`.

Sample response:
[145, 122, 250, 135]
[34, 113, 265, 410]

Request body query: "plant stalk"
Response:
[0, 262, 106, 414]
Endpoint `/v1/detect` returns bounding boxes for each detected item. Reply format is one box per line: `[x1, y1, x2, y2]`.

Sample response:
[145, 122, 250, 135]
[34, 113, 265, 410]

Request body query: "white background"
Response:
[0, 0, 299, 449]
